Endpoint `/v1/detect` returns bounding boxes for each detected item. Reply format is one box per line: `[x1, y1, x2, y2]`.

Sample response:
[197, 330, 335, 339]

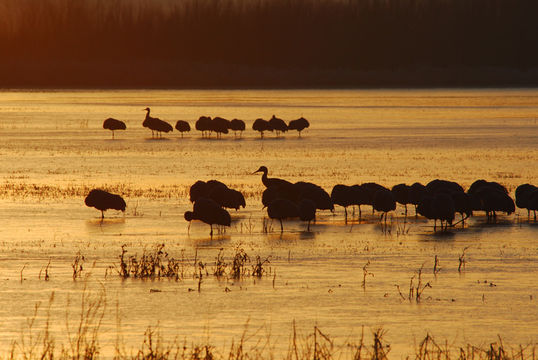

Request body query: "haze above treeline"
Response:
[1, 0, 537, 88]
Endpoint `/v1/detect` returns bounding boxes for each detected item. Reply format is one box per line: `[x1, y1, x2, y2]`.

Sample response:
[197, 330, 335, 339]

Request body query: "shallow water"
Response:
[0, 89, 537, 357]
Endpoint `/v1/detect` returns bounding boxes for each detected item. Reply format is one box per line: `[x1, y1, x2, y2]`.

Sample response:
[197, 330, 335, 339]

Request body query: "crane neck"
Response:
[261, 169, 270, 187]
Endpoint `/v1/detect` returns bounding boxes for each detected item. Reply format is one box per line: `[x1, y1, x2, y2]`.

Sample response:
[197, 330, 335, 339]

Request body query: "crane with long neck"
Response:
[253, 166, 293, 189]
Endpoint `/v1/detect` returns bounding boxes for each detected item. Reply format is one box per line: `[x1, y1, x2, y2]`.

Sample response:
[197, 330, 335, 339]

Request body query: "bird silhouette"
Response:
[230, 119, 246, 138]
[515, 184, 538, 219]
[294, 181, 333, 211]
[361, 182, 389, 214]
[84, 189, 126, 219]
[211, 117, 231, 139]
[288, 117, 309, 137]
[432, 192, 456, 231]
[372, 188, 396, 223]
[298, 198, 316, 231]
[253, 166, 294, 189]
[267, 198, 299, 232]
[408, 182, 427, 216]
[269, 115, 288, 137]
[189, 180, 245, 211]
[467, 180, 514, 221]
[426, 179, 464, 195]
[196, 116, 213, 138]
[391, 184, 411, 216]
[451, 191, 473, 226]
[252, 118, 273, 139]
[143, 107, 173, 138]
[175, 120, 191, 137]
[103, 118, 126, 139]
[331, 184, 355, 220]
[184, 197, 231, 236]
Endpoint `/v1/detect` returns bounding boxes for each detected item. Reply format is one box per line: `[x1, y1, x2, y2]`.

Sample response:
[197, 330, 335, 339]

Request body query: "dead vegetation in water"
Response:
[0, 181, 189, 200]
[395, 264, 432, 303]
[10, 286, 105, 360]
[7, 298, 536, 360]
[458, 247, 470, 273]
[0, 181, 262, 201]
[108, 244, 272, 284]
[108, 244, 185, 280]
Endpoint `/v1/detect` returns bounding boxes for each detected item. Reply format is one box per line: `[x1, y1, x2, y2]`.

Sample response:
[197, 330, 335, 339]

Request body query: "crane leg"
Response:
[101, 210, 104, 219]
[279, 219, 283, 232]
[210, 224, 213, 237]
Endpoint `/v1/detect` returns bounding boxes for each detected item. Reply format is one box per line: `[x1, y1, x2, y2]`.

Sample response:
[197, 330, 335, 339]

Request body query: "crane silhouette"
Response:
[103, 118, 126, 139]
[230, 119, 246, 138]
[175, 120, 191, 137]
[84, 189, 126, 219]
[252, 118, 273, 139]
[269, 115, 288, 137]
[184, 197, 231, 236]
[288, 117, 309, 137]
[143, 107, 173, 138]
[253, 166, 293, 189]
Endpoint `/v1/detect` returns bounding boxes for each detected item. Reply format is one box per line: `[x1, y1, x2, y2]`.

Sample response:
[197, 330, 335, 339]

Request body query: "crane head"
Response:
[252, 166, 267, 175]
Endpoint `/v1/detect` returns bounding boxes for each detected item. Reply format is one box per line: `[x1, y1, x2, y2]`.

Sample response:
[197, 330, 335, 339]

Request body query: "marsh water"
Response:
[0, 89, 537, 357]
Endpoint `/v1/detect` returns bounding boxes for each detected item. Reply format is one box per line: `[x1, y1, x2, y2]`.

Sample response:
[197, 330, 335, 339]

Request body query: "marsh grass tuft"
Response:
[231, 247, 250, 280]
[72, 252, 85, 280]
[361, 260, 374, 290]
[433, 255, 441, 276]
[6, 297, 538, 360]
[252, 255, 271, 278]
[111, 244, 185, 280]
[38, 260, 51, 281]
[395, 264, 432, 303]
[110, 245, 272, 285]
[458, 247, 470, 273]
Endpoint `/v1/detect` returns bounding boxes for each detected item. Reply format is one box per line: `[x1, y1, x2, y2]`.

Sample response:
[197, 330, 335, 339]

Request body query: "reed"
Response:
[5, 296, 537, 360]
[395, 264, 432, 303]
[109, 245, 272, 283]
[72, 252, 85, 280]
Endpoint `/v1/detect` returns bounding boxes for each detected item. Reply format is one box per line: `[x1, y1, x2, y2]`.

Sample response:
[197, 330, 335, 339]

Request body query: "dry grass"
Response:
[395, 264, 432, 303]
[4, 289, 537, 360]
[108, 245, 272, 284]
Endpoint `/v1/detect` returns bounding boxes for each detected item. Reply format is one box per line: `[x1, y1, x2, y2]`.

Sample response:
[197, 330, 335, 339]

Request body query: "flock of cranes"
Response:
[102, 107, 310, 139]
[84, 166, 538, 236]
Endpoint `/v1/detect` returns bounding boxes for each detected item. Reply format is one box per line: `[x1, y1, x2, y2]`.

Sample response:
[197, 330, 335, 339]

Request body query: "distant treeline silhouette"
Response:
[1, 0, 537, 87]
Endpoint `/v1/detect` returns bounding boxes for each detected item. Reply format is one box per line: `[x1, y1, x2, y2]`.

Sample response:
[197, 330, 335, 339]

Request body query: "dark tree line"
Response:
[1, 0, 537, 87]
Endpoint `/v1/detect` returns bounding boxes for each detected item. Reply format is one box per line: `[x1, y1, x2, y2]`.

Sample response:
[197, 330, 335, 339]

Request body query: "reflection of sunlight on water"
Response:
[85, 217, 126, 233]
[0, 89, 537, 357]
[189, 235, 231, 248]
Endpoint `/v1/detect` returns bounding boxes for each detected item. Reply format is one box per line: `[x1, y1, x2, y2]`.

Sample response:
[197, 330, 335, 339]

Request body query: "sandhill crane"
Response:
[184, 197, 231, 236]
[196, 116, 212, 138]
[175, 120, 191, 137]
[230, 119, 246, 138]
[103, 118, 126, 139]
[143, 107, 173, 138]
[253, 166, 293, 189]
[288, 117, 309, 137]
[211, 117, 231, 139]
[269, 115, 288, 137]
[516, 184, 538, 219]
[252, 118, 273, 139]
[84, 189, 126, 219]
